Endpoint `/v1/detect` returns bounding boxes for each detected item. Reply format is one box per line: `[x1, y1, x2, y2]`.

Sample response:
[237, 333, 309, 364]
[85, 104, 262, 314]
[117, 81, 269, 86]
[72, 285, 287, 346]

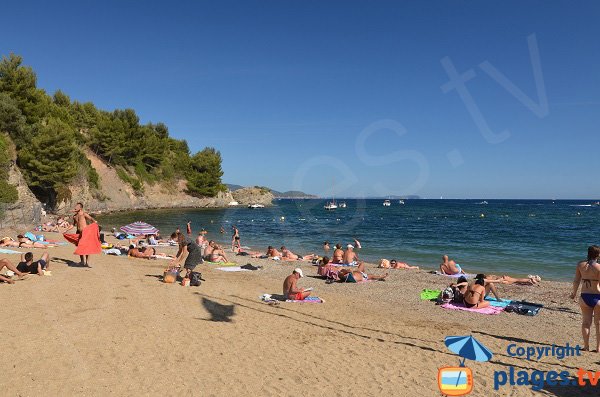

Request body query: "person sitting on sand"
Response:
[338, 262, 388, 282]
[439, 255, 464, 275]
[317, 256, 339, 278]
[266, 246, 282, 258]
[203, 240, 215, 260]
[379, 259, 419, 270]
[462, 274, 503, 308]
[570, 245, 600, 352]
[283, 268, 311, 300]
[16, 235, 56, 248]
[209, 243, 229, 263]
[332, 244, 343, 263]
[17, 252, 50, 276]
[280, 246, 316, 261]
[0, 237, 19, 247]
[342, 244, 358, 265]
[0, 258, 29, 283]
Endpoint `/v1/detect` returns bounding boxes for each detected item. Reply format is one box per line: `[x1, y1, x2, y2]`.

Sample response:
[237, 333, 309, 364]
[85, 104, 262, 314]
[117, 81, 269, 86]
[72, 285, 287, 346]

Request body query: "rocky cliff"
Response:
[231, 187, 274, 206]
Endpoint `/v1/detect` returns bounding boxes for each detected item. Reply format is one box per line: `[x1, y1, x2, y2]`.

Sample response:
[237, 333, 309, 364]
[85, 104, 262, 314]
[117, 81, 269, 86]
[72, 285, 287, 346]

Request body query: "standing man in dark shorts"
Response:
[171, 233, 203, 278]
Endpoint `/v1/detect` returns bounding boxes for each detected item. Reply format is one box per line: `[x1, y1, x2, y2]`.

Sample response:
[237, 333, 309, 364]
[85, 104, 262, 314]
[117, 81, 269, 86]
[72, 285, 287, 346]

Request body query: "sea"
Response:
[97, 199, 600, 280]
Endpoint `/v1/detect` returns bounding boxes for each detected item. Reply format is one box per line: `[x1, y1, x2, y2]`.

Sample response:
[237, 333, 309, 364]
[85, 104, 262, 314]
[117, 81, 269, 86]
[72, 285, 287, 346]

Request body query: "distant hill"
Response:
[226, 184, 244, 192]
[225, 184, 317, 198]
[271, 190, 318, 199]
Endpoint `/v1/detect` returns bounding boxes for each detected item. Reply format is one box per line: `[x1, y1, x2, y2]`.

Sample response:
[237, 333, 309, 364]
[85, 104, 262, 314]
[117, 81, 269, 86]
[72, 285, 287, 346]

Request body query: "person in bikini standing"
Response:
[571, 245, 600, 352]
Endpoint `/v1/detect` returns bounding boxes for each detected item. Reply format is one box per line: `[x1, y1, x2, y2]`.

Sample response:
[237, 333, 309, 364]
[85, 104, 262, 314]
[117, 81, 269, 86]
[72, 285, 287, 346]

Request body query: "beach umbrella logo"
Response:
[437, 335, 493, 396]
[120, 221, 159, 235]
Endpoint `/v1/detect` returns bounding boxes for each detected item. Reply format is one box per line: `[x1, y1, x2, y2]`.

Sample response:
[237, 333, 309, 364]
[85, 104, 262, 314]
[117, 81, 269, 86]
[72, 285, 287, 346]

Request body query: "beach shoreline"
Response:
[1, 231, 595, 396]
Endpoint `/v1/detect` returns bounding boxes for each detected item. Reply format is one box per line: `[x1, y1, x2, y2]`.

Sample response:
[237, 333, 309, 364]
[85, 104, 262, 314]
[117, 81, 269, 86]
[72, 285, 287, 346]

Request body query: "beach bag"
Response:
[439, 287, 454, 304]
[190, 271, 203, 287]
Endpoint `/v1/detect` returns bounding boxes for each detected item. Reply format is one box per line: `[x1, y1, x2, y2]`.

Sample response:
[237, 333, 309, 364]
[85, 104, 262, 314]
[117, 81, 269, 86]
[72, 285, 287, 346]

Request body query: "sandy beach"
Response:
[1, 231, 598, 396]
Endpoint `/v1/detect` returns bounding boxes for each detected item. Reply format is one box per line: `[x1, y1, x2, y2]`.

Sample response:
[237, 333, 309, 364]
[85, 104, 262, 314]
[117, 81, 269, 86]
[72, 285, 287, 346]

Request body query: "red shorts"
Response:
[290, 292, 305, 301]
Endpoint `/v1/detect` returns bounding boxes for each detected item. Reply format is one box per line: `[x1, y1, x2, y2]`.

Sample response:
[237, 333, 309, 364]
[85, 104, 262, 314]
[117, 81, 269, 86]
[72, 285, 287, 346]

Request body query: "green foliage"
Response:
[0, 53, 227, 205]
[0, 134, 18, 204]
[17, 118, 79, 206]
[254, 186, 272, 194]
[186, 148, 226, 197]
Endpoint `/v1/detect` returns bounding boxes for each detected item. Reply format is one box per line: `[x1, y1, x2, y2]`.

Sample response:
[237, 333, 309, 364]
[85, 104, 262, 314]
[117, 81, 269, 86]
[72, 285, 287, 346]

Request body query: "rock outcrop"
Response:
[231, 187, 274, 206]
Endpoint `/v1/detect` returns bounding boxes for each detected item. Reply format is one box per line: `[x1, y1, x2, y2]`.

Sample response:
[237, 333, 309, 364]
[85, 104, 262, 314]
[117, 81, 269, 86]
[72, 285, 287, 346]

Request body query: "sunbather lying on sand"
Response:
[17, 252, 50, 276]
[338, 262, 388, 282]
[266, 246, 282, 258]
[0, 258, 29, 283]
[485, 274, 541, 285]
[17, 235, 56, 248]
[129, 246, 156, 259]
[439, 255, 464, 275]
[0, 237, 19, 247]
[280, 246, 316, 261]
[379, 259, 419, 270]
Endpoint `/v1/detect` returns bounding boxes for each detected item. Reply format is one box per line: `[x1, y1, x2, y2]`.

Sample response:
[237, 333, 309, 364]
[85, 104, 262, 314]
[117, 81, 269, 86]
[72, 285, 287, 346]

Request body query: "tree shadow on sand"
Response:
[199, 297, 236, 322]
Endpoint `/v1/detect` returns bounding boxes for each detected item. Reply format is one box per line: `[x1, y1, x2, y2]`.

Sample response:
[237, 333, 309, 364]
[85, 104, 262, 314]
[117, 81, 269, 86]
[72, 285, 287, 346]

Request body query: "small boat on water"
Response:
[228, 201, 239, 206]
[324, 201, 338, 210]
[477, 201, 489, 205]
[398, 200, 405, 205]
[339, 201, 347, 208]
[248, 204, 265, 209]
[383, 199, 391, 207]
[593, 201, 600, 206]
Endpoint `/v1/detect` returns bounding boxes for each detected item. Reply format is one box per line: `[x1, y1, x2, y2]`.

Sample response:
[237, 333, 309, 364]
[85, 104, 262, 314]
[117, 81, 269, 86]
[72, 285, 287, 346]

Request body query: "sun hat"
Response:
[294, 268, 304, 277]
[347, 244, 354, 249]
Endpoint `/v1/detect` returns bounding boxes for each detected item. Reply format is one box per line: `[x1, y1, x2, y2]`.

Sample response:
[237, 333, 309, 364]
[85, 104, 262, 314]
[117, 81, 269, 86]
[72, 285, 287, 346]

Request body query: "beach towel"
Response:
[505, 301, 543, 316]
[0, 248, 22, 254]
[63, 223, 102, 256]
[420, 289, 441, 300]
[433, 271, 474, 278]
[216, 266, 251, 272]
[485, 297, 513, 308]
[286, 296, 324, 303]
[441, 302, 505, 315]
[205, 261, 238, 267]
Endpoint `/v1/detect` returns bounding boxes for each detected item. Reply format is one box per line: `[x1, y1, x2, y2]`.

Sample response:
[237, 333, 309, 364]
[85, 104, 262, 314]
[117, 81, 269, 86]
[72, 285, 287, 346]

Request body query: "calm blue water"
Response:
[97, 199, 600, 280]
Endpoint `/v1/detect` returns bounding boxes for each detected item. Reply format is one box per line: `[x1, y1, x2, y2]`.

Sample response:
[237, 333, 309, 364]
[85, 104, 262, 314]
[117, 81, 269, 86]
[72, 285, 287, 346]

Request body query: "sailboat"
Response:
[324, 178, 338, 210]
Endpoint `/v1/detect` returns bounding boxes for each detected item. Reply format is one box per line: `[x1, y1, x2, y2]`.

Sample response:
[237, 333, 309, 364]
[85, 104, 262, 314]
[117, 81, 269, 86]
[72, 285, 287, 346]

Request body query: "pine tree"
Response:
[186, 147, 226, 197]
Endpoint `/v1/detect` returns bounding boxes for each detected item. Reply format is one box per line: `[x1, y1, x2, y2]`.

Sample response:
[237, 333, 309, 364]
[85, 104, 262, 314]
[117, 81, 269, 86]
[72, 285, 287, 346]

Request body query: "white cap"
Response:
[347, 244, 354, 249]
[294, 268, 304, 277]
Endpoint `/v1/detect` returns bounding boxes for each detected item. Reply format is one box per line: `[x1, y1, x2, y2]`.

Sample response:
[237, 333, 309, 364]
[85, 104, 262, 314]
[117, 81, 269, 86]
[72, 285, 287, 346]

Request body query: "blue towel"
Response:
[0, 248, 21, 254]
[485, 297, 512, 308]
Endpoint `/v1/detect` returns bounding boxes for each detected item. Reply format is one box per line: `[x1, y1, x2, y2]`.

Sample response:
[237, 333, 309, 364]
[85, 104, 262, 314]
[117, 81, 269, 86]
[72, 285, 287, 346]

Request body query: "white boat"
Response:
[398, 200, 405, 205]
[339, 201, 347, 208]
[383, 199, 391, 207]
[248, 204, 265, 209]
[324, 201, 338, 210]
[228, 201, 239, 206]
[477, 201, 489, 205]
[593, 202, 600, 206]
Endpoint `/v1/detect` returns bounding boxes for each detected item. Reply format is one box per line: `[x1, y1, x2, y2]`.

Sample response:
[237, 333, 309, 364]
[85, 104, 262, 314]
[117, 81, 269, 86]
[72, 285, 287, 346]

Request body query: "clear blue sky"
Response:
[2, 1, 599, 199]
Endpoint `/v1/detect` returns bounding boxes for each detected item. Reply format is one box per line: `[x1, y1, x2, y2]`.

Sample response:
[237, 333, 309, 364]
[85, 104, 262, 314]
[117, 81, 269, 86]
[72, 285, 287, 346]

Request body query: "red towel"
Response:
[64, 223, 102, 255]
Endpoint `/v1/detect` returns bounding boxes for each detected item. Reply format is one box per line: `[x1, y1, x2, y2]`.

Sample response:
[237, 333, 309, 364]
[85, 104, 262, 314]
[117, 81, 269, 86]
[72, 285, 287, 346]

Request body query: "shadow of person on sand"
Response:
[542, 376, 599, 396]
[52, 257, 90, 268]
[199, 297, 236, 322]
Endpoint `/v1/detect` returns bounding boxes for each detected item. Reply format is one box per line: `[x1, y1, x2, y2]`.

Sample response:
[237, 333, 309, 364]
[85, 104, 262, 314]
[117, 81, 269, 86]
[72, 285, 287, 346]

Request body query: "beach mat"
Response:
[441, 302, 505, 315]
[485, 297, 513, 308]
[433, 271, 474, 278]
[286, 296, 324, 303]
[505, 300, 543, 316]
[420, 289, 441, 300]
[215, 266, 250, 272]
[205, 261, 238, 267]
[0, 248, 21, 254]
